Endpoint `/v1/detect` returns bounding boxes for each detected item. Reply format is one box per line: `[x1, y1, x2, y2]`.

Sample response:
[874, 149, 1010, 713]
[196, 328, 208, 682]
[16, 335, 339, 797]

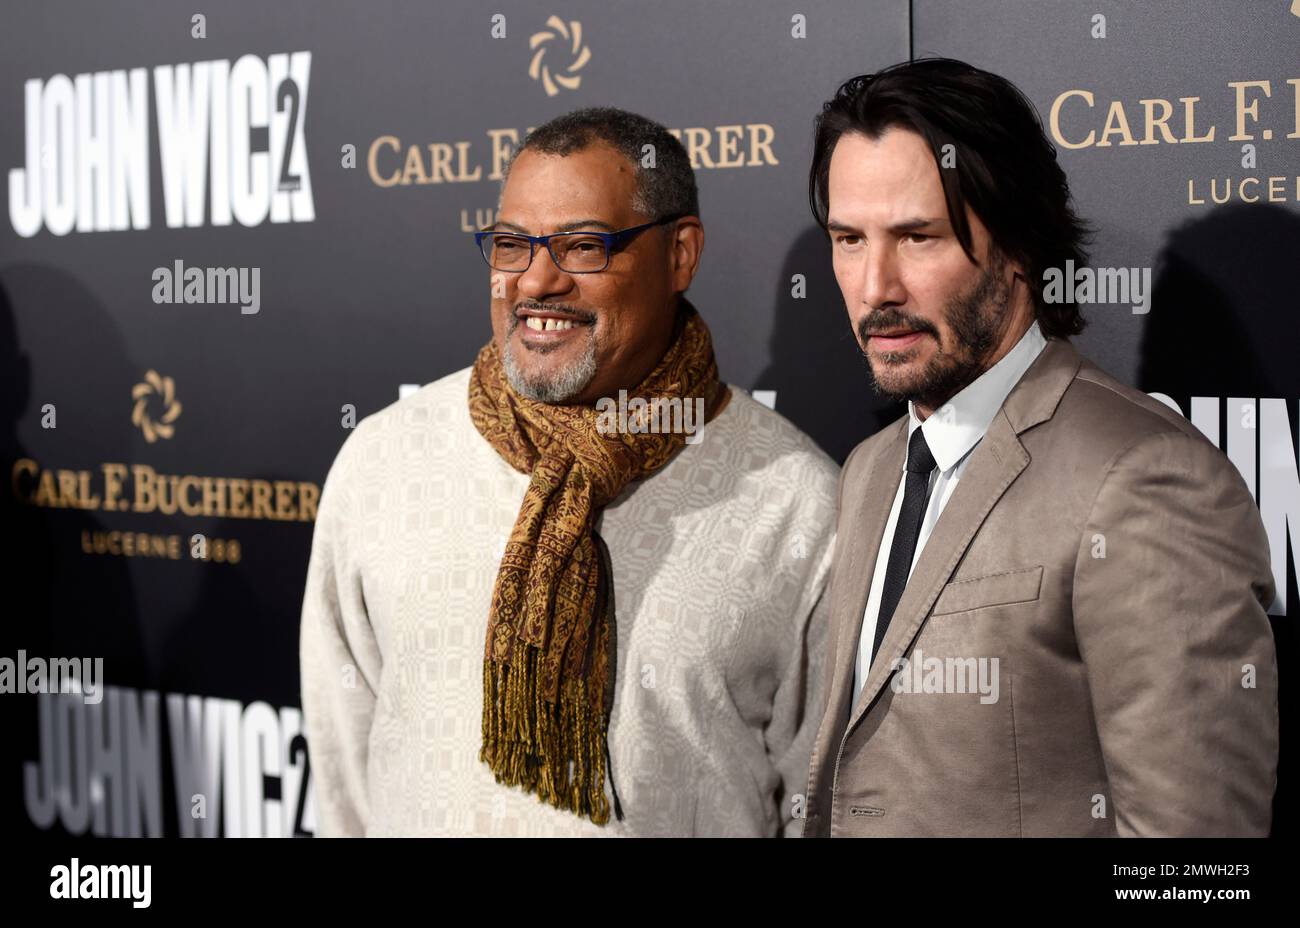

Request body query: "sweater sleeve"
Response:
[299, 421, 383, 837]
[765, 517, 836, 838]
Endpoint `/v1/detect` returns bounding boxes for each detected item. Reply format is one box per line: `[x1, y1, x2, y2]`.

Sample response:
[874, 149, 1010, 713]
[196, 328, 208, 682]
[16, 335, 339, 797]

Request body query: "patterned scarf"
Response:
[467, 302, 721, 824]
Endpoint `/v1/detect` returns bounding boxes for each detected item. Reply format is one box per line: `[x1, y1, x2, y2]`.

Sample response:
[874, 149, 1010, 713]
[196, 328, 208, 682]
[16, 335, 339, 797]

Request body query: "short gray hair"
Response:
[499, 107, 699, 221]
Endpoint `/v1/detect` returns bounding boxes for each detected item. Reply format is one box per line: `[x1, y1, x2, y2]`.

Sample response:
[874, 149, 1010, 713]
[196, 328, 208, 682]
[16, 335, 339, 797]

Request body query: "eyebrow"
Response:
[826, 217, 946, 235]
[489, 218, 618, 234]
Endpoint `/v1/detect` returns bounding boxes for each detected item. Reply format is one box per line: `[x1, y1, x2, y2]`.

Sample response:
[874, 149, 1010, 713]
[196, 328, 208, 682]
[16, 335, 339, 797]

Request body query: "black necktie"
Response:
[870, 426, 937, 667]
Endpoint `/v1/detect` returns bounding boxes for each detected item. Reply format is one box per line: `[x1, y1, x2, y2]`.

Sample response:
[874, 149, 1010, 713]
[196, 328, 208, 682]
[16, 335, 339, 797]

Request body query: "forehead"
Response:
[500, 143, 639, 229]
[827, 128, 945, 221]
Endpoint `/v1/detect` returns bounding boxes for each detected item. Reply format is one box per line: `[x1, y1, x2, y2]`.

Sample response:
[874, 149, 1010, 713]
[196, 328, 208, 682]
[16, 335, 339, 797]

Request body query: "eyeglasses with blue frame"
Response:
[474, 213, 686, 274]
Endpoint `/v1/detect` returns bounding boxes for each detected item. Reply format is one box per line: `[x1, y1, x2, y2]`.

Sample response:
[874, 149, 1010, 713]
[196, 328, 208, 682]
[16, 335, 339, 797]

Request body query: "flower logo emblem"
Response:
[132, 370, 182, 443]
[528, 16, 591, 96]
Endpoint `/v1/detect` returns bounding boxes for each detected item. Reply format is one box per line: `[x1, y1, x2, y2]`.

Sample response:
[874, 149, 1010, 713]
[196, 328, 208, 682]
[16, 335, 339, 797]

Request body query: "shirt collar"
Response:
[906, 320, 1048, 473]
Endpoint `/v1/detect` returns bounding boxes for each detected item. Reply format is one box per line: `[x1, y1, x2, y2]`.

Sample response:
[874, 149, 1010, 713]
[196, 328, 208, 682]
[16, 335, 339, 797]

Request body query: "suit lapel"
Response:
[846, 410, 1029, 732]
[843, 337, 1085, 735]
[822, 418, 907, 738]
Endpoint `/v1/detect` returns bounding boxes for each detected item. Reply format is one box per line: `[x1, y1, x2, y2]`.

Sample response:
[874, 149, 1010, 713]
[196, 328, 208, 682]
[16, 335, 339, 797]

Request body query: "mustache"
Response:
[513, 301, 598, 324]
[857, 309, 938, 344]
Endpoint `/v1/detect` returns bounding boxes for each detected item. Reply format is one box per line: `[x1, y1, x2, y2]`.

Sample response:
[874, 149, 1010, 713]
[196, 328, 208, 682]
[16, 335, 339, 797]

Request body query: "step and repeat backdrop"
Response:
[0, 0, 1294, 837]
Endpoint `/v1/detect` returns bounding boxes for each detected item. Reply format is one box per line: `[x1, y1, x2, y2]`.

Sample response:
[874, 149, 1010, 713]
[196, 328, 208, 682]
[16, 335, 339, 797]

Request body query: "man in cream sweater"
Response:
[299, 107, 838, 836]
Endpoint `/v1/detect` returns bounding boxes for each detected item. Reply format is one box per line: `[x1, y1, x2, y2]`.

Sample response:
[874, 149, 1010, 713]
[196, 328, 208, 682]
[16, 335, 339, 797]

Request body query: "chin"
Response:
[868, 349, 923, 376]
[867, 358, 927, 399]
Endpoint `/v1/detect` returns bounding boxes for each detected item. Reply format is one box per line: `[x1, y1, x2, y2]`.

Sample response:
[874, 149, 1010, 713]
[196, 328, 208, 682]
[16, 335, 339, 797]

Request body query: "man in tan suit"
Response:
[801, 58, 1278, 837]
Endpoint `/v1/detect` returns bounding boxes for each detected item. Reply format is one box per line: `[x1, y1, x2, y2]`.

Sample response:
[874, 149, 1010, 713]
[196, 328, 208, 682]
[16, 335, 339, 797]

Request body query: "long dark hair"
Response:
[809, 57, 1092, 338]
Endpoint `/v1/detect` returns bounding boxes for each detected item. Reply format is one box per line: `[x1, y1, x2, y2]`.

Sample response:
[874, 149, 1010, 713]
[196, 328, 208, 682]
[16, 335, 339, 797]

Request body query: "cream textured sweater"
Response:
[300, 367, 838, 836]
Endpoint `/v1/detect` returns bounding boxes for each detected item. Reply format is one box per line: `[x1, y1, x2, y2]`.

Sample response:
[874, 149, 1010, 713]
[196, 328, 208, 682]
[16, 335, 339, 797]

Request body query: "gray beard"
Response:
[502, 319, 599, 403]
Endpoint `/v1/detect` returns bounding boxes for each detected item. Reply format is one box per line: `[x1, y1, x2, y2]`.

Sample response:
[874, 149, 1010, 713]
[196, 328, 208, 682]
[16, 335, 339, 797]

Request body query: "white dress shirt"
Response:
[851, 321, 1048, 707]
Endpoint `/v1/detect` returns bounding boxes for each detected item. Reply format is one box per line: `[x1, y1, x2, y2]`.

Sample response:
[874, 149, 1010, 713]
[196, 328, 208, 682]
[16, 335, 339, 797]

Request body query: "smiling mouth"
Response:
[514, 305, 595, 337]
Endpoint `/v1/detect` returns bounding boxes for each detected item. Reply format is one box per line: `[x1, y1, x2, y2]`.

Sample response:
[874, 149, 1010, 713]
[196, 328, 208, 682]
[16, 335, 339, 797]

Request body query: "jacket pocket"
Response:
[930, 565, 1043, 617]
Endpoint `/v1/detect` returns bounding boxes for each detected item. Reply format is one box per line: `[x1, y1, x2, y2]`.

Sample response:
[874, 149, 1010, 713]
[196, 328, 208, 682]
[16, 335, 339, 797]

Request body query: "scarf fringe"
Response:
[480, 647, 611, 825]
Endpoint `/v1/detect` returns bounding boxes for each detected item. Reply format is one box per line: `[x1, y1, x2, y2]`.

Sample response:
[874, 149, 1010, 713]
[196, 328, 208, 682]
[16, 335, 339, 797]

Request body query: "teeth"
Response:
[524, 316, 576, 332]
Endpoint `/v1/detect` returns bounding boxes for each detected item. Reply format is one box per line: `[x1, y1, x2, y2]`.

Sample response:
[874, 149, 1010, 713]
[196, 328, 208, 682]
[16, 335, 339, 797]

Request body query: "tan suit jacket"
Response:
[802, 338, 1278, 837]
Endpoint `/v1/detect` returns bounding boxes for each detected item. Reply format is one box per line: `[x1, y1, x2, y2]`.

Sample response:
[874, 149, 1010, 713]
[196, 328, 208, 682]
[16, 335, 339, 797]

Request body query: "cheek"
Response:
[491, 271, 522, 318]
[910, 245, 970, 296]
[902, 258, 960, 313]
[488, 298, 508, 338]
[831, 254, 861, 300]
[491, 273, 518, 308]
[584, 279, 627, 341]
[603, 307, 663, 364]
[594, 311, 629, 361]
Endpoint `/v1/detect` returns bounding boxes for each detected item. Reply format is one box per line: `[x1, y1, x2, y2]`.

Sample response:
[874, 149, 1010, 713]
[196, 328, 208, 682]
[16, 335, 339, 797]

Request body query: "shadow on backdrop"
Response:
[756, 226, 905, 466]
[1138, 202, 1296, 838]
[0, 266, 146, 836]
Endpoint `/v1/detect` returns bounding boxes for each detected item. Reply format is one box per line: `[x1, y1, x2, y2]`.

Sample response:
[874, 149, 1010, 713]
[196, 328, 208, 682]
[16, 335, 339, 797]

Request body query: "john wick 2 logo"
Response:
[9, 51, 314, 235]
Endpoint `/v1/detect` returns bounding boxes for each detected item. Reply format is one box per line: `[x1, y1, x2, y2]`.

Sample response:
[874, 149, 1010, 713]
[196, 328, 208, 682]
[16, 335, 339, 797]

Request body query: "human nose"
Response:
[859, 243, 907, 311]
[516, 238, 575, 300]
